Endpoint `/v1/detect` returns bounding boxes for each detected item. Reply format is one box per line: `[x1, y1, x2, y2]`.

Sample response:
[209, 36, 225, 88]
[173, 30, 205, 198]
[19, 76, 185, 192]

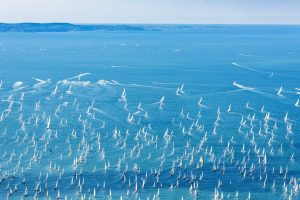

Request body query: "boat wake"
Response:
[232, 62, 272, 77]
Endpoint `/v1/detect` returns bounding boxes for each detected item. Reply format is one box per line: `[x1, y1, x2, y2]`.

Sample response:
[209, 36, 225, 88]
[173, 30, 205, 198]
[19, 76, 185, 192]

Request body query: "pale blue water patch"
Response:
[0, 25, 300, 199]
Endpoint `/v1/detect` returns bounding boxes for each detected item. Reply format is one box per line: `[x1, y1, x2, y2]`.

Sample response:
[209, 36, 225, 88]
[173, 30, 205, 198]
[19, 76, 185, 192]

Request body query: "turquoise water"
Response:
[0, 25, 300, 199]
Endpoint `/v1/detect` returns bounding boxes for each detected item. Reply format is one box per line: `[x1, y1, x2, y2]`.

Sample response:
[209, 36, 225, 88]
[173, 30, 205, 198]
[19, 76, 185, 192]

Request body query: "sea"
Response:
[0, 25, 300, 199]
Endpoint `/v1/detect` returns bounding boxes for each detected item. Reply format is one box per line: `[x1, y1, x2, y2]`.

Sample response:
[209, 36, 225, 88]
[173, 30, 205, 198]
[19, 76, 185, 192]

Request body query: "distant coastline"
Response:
[0, 23, 298, 32]
[0, 23, 217, 32]
[0, 23, 148, 32]
[0, 23, 202, 32]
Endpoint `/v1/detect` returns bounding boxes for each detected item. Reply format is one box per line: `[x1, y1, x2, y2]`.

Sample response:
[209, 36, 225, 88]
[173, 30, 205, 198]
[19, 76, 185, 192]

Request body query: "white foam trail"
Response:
[11, 81, 28, 91]
[233, 81, 255, 91]
[128, 84, 174, 90]
[23, 90, 37, 94]
[13, 81, 23, 89]
[152, 82, 230, 87]
[254, 90, 278, 99]
[65, 73, 91, 80]
[232, 81, 277, 99]
[103, 80, 174, 90]
[91, 107, 119, 122]
[213, 89, 244, 95]
[232, 62, 258, 72]
[97, 80, 110, 87]
[111, 65, 163, 70]
[111, 65, 130, 68]
[111, 80, 120, 85]
[231, 62, 271, 76]
[32, 78, 51, 88]
[111, 65, 147, 69]
[238, 53, 255, 57]
[278, 89, 295, 94]
[96, 79, 120, 86]
[91, 107, 107, 115]
[107, 42, 126, 46]
[59, 80, 91, 87]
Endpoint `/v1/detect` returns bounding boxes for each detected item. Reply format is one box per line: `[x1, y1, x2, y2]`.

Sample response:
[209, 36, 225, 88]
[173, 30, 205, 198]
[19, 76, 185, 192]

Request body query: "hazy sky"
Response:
[1, 0, 300, 24]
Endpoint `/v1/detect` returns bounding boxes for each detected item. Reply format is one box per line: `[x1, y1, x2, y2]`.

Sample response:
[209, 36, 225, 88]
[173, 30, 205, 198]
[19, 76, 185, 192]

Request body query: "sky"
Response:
[0, 0, 300, 24]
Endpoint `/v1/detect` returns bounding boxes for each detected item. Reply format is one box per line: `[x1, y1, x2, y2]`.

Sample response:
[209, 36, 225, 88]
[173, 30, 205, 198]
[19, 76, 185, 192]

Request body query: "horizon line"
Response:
[1, 22, 300, 26]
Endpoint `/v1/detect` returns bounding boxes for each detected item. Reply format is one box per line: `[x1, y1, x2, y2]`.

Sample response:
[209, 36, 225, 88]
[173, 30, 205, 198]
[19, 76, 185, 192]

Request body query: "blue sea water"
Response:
[0, 25, 300, 199]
